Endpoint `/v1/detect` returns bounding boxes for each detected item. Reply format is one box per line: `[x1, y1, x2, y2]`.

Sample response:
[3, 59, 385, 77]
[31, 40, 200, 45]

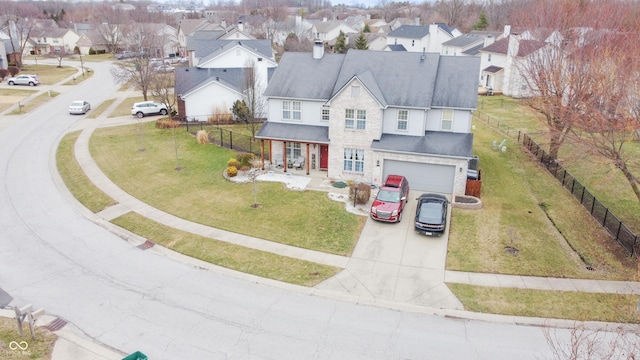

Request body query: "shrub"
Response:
[156, 119, 180, 129]
[196, 130, 209, 144]
[89, 48, 96, 55]
[349, 182, 371, 205]
[236, 152, 255, 167]
[0, 69, 8, 80]
[239, 165, 250, 172]
[227, 158, 240, 168]
[227, 166, 238, 177]
[8, 66, 19, 77]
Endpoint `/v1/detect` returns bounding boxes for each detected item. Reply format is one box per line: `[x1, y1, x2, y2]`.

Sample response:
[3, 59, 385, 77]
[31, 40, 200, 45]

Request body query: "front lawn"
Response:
[89, 122, 365, 256]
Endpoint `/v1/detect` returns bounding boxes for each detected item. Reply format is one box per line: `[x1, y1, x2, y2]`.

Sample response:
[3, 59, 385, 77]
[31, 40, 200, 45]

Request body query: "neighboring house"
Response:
[175, 39, 277, 122]
[133, 23, 179, 58]
[386, 23, 456, 53]
[256, 44, 480, 195]
[310, 19, 358, 47]
[3, 38, 21, 65]
[441, 33, 486, 56]
[76, 30, 109, 55]
[177, 19, 222, 57]
[347, 32, 387, 51]
[478, 25, 547, 98]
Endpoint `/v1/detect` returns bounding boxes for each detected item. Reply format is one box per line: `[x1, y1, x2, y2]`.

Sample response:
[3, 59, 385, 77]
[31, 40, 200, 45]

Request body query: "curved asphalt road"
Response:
[0, 60, 573, 359]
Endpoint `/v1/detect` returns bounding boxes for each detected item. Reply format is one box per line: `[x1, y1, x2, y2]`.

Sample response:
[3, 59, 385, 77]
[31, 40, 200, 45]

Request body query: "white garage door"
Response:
[383, 160, 455, 193]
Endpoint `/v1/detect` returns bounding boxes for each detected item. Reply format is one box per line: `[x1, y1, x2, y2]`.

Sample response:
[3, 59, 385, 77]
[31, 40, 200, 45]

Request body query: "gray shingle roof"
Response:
[264, 50, 480, 110]
[189, 39, 273, 61]
[255, 122, 329, 143]
[174, 67, 245, 96]
[431, 55, 481, 109]
[388, 23, 454, 39]
[175, 66, 277, 97]
[371, 131, 474, 158]
[443, 34, 483, 47]
[263, 52, 346, 100]
[386, 44, 406, 51]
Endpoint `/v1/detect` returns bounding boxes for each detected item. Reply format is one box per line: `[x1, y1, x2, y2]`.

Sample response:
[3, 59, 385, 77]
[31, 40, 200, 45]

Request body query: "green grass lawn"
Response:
[89, 122, 365, 256]
[19, 64, 77, 85]
[0, 316, 56, 359]
[476, 96, 640, 236]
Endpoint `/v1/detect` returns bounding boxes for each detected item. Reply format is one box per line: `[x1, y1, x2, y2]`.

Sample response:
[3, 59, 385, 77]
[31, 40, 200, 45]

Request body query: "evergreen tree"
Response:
[473, 11, 489, 30]
[363, 24, 370, 33]
[334, 31, 346, 53]
[355, 32, 369, 50]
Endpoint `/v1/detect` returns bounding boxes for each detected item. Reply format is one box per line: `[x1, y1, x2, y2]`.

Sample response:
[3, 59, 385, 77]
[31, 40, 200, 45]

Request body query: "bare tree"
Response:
[149, 70, 176, 117]
[242, 59, 266, 138]
[435, 0, 468, 28]
[0, 2, 41, 67]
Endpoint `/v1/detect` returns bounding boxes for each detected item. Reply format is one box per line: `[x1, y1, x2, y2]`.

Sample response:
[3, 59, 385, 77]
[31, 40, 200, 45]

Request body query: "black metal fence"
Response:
[184, 122, 262, 157]
[473, 110, 639, 257]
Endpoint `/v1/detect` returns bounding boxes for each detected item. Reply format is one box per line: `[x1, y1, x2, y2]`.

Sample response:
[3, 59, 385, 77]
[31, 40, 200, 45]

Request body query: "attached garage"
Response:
[383, 160, 455, 193]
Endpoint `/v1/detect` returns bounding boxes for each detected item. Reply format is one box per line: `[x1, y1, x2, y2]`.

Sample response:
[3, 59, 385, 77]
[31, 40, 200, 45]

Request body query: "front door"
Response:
[320, 145, 328, 170]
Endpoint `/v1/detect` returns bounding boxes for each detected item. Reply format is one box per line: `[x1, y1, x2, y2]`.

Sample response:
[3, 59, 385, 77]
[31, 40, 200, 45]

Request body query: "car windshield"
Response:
[70, 101, 83, 106]
[376, 189, 400, 203]
[418, 202, 442, 223]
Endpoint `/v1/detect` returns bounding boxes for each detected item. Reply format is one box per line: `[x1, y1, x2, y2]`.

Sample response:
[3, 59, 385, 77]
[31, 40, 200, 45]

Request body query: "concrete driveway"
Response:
[316, 190, 463, 309]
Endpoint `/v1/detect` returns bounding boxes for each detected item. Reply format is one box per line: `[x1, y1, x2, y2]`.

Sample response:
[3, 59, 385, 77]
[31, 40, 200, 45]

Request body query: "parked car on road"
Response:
[131, 101, 168, 118]
[7, 74, 40, 86]
[370, 175, 410, 223]
[68, 100, 91, 115]
[154, 64, 175, 73]
[414, 193, 449, 236]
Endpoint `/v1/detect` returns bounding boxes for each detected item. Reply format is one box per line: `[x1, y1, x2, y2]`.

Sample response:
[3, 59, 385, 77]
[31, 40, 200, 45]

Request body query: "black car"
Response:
[414, 194, 449, 236]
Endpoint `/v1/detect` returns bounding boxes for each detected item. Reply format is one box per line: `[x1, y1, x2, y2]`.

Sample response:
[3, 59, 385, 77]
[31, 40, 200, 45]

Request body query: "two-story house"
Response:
[255, 44, 480, 195]
[175, 39, 277, 122]
[311, 19, 358, 49]
[386, 23, 458, 53]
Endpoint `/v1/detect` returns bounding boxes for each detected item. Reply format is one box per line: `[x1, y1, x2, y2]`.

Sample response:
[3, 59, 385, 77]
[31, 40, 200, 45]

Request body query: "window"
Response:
[397, 110, 408, 131]
[345, 109, 354, 128]
[321, 107, 330, 121]
[411, 40, 415, 47]
[356, 110, 366, 129]
[286, 142, 302, 160]
[343, 148, 364, 173]
[345, 109, 366, 129]
[282, 100, 301, 121]
[488, 54, 492, 62]
[441, 109, 453, 131]
[351, 86, 360, 97]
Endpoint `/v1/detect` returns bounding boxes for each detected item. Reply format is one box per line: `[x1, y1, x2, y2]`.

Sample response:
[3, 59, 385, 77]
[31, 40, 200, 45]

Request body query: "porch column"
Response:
[305, 144, 310, 175]
[260, 139, 265, 170]
[283, 141, 287, 173]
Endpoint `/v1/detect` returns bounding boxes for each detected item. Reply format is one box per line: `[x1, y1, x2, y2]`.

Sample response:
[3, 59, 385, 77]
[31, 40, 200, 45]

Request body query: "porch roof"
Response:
[371, 131, 474, 158]
[255, 122, 329, 144]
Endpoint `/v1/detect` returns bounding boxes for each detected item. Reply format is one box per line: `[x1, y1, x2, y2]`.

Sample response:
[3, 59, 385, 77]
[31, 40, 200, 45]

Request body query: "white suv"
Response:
[131, 101, 168, 118]
[7, 74, 40, 86]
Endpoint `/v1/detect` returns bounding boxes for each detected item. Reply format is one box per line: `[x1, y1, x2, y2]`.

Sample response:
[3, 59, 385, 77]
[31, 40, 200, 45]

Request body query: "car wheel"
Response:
[8, 81, 14, 85]
[29, 82, 35, 86]
[397, 211, 403, 223]
[160, 109, 168, 115]
[136, 112, 145, 118]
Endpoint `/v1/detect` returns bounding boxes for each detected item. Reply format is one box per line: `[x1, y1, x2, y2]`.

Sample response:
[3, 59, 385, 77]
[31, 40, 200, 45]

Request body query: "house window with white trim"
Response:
[488, 54, 492, 62]
[343, 148, 364, 173]
[441, 109, 453, 131]
[321, 107, 330, 121]
[345, 109, 366, 129]
[397, 109, 408, 131]
[282, 100, 301, 121]
[286, 142, 302, 160]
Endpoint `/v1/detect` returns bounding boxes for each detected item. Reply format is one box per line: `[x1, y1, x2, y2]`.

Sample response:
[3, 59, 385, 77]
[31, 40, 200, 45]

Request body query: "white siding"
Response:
[184, 82, 241, 122]
[381, 107, 425, 136]
[266, 98, 328, 126]
[425, 109, 472, 133]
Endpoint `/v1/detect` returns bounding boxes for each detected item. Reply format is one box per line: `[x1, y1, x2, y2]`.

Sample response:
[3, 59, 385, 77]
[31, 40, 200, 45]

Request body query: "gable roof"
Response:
[264, 50, 480, 110]
[189, 39, 273, 61]
[388, 23, 454, 39]
[174, 67, 246, 96]
[480, 37, 509, 54]
[443, 33, 483, 47]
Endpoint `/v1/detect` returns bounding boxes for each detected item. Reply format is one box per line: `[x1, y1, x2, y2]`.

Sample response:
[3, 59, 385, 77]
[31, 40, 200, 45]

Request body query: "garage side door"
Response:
[383, 160, 455, 193]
